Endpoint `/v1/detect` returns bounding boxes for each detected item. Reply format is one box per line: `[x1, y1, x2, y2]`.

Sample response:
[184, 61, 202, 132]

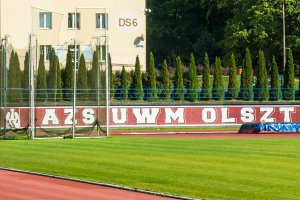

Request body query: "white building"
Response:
[0, 0, 146, 71]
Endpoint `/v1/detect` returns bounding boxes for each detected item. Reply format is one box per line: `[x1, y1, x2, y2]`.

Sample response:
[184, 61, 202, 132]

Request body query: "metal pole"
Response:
[96, 36, 100, 136]
[2, 36, 7, 138]
[283, 0, 286, 72]
[105, 13, 110, 137]
[72, 9, 78, 138]
[29, 34, 35, 139]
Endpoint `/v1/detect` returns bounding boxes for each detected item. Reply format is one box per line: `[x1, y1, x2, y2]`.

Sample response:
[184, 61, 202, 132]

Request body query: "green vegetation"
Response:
[227, 52, 238, 100]
[255, 50, 269, 101]
[133, 55, 144, 100]
[270, 57, 282, 101]
[188, 53, 198, 101]
[22, 51, 29, 101]
[283, 49, 295, 100]
[201, 53, 211, 101]
[62, 48, 73, 101]
[148, 52, 157, 100]
[161, 59, 171, 99]
[109, 53, 115, 99]
[36, 53, 48, 101]
[212, 57, 224, 100]
[174, 56, 184, 100]
[1, 137, 300, 200]
[120, 65, 129, 100]
[240, 48, 253, 101]
[77, 54, 88, 99]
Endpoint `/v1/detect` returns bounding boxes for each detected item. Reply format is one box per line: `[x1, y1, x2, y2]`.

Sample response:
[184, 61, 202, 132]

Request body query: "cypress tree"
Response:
[121, 65, 128, 100]
[7, 51, 15, 102]
[238, 59, 245, 99]
[188, 53, 198, 101]
[36, 53, 48, 101]
[270, 56, 281, 101]
[0, 48, 2, 101]
[77, 54, 88, 99]
[56, 57, 62, 101]
[242, 48, 253, 101]
[201, 53, 211, 101]
[148, 52, 157, 100]
[109, 53, 114, 99]
[174, 56, 184, 101]
[212, 57, 224, 100]
[133, 55, 144, 100]
[89, 51, 98, 100]
[227, 52, 238, 99]
[22, 51, 29, 101]
[161, 59, 171, 99]
[14, 52, 22, 101]
[62, 48, 74, 101]
[254, 50, 269, 101]
[47, 48, 57, 101]
[282, 49, 295, 100]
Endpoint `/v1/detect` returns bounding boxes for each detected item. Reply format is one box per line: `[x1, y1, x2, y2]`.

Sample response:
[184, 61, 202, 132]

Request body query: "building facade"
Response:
[0, 0, 146, 71]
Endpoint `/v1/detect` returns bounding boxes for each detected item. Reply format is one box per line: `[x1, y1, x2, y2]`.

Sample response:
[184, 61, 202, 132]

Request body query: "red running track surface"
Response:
[0, 170, 176, 200]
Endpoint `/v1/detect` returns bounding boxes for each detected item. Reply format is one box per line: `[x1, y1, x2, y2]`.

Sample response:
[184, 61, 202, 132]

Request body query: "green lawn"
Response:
[1, 137, 300, 200]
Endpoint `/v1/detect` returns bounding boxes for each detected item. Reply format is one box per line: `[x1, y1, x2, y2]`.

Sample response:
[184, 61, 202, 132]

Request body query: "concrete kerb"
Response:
[0, 167, 200, 200]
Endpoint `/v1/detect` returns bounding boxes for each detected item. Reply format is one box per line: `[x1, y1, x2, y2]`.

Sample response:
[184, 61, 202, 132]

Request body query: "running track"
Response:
[0, 170, 176, 200]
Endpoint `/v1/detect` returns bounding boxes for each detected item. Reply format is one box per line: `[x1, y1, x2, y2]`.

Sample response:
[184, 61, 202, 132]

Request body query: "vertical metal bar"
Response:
[72, 9, 77, 138]
[29, 34, 35, 139]
[105, 11, 110, 137]
[96, 36, 100, 136]
[283, 1, 286, 72]
[2, 36, 7, 138]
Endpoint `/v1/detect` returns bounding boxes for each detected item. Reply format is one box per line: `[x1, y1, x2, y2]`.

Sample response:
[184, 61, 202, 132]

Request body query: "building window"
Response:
[96, 13, 107, 29]
[68, 45, 80, 65]
[40, 45, 51, 61]
[68, 13, 80, 29]
[39, 12, 52, 29]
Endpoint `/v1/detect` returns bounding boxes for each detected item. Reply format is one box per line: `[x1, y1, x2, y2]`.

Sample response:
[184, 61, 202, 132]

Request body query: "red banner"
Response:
[1, 105, 300, 129]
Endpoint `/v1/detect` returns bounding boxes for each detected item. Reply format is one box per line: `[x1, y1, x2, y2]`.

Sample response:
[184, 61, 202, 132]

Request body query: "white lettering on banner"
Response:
[112, 108, 127, 124]
[202, 108, 216, 123]
[64, 109, 77, 125]
[240, 108, 255, 123]
[260, 107, 275, 122]
[82, 109, 95, 124]
[165, 108, 185, 124]
[221, 108, 236, 123]
[132, 108, 160, 124]
[279, 107, 295, 122]
[42, 109, 59, 125]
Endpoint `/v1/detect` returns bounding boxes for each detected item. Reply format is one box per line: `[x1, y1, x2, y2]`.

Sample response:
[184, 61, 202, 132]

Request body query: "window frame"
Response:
[96, 13, 107, 29]
[68, 13, 80, 29]
[39, 12, 52, 29]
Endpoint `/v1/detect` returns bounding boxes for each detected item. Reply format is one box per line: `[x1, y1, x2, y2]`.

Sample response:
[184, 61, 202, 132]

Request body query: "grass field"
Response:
[1, 136, 300, 200]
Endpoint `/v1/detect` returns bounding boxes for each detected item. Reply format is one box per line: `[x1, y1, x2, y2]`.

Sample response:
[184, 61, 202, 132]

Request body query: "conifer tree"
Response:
[47, 48, 57, 101]
[174, 56, 184, 100]
[162, 59, 171, 99]
[56, 57, 62, 101]
[8, 52, 22, 102]
[148, 52, 157, 100]
[0, 48, 2, 101]
[201, 53, 211, 101]
[212, 57, 224, 100]
[270, 56, 281, 101]
[36, 53, 48, 101]
[22, 51, 29, 101]
[254, 50, 269, 101]
[77, 54, 88, 99]
[62, 48, 74, 101]
[109, 53, 114, 99]
[14, 52, 22, 101]
[242, 48, 253, 101]
[133, 55, 144, 100]
[227, 52, 238, 99]
[121, 65, 128, 100]
[282, 49, 295, 100]
[188, 53, 198, 101]
[89, 51, 98, 100]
